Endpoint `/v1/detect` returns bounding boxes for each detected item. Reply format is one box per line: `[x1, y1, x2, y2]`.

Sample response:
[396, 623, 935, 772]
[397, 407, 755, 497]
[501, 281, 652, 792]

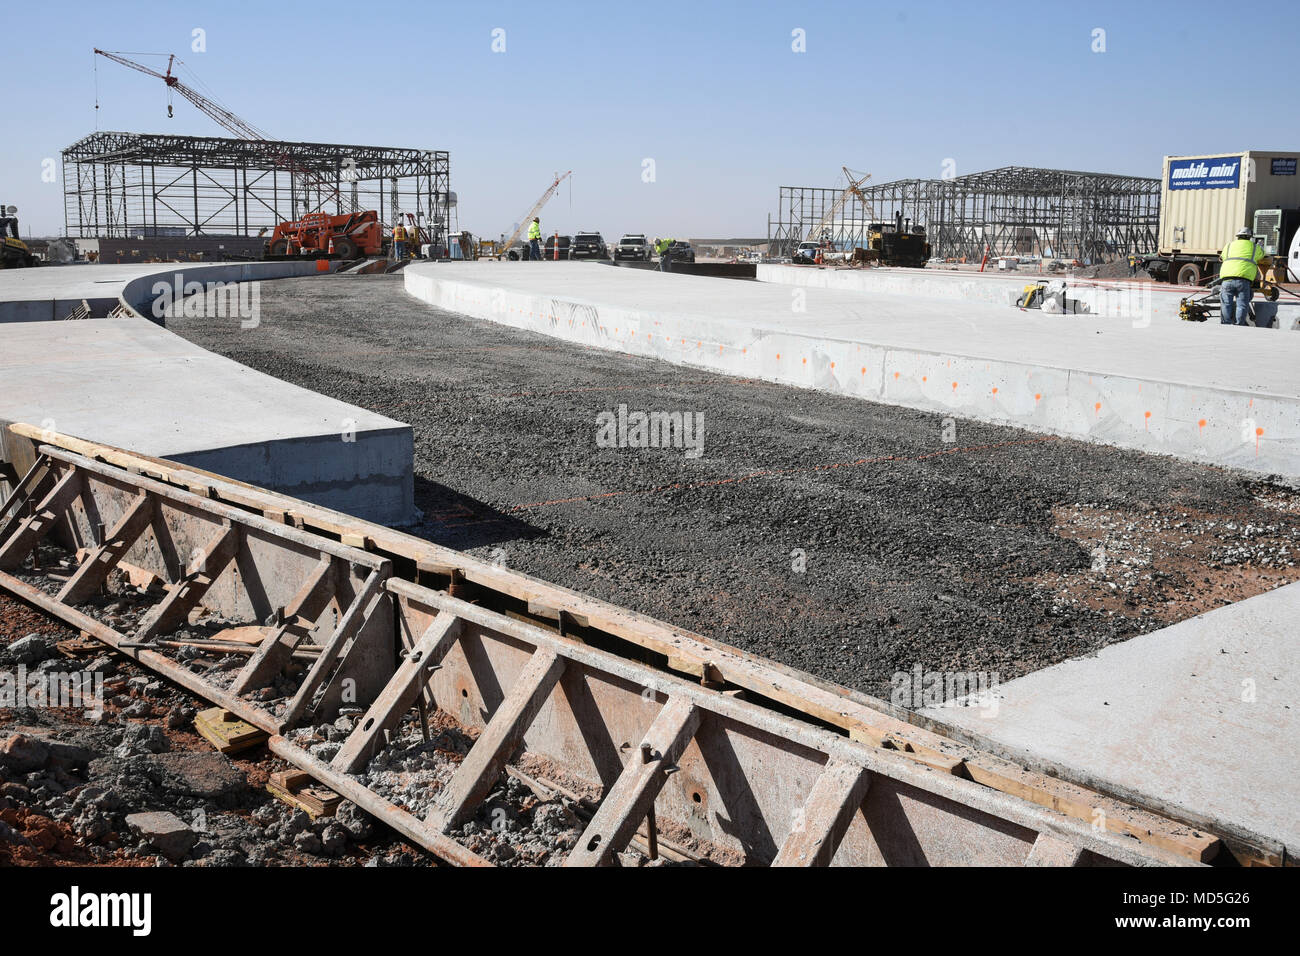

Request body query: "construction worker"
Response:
[1218, 226, 1270, 326]
[655, 236, 674, 271]
[393, 220, 408, 261]
[527, 217, 542, 261]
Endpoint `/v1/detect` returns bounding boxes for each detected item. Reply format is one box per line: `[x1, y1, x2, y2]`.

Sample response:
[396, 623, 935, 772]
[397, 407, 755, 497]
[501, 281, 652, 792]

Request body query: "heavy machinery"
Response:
[264, 211, 383, 259]
[862, 212, 931, 268]
[797, 167, 872, 264]
[500, 171, 572, 260]
[0, 205, 38, 269]
[94, 50, 373, 230]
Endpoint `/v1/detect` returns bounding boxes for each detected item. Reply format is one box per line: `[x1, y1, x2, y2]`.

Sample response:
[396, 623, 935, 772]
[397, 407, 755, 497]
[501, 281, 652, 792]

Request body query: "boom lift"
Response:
[499, 171, 572, 260]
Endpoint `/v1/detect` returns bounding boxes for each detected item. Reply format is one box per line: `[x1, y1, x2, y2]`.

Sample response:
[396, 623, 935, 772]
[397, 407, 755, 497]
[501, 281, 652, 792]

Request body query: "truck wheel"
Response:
[332, 236, 359, 259]
[1175, 262, 1201, 286]
[268, 239, 289, 256]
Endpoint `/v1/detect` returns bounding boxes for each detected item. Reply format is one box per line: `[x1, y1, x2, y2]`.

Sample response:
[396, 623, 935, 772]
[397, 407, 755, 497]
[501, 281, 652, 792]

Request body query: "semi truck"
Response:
[1141, 150, 1300, 285]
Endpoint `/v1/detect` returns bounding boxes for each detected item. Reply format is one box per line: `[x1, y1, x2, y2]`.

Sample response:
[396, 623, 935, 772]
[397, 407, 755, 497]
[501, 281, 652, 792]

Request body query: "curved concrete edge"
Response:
[119, 259, 340, 326]
[0, 259, 339, 324]
[756, 262, 1300, 330]
[0, 259, 416, 525]
[404, 265, 1300, 482]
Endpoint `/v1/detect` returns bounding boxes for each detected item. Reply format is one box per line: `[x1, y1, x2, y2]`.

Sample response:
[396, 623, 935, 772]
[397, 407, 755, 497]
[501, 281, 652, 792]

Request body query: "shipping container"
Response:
[1159, 151, 1300, 255]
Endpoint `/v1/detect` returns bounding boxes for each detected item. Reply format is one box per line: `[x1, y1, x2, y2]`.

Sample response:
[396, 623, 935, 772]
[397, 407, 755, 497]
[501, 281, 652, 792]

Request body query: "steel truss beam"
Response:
[62, 130, 450, 240]
[769, 166, 1159, 263]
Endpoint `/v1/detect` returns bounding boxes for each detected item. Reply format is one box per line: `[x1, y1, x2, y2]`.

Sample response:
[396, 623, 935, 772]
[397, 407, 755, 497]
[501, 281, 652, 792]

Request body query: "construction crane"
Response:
[498, 171, 572, 259]
[93, 49, 271, 140]
[806, 166, 872, 243]
[93, 49, 358, 220]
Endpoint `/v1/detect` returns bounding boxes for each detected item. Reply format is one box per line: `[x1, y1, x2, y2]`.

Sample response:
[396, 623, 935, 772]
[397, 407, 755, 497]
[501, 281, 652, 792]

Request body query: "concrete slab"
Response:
[0, 260, 337, 322]
[406, 261, 1300, 480]
[0, 315, 413, 525]
[756, 263, 1300, 330]
[922, 580, 1300, 857]
[0, 264, 163, 321]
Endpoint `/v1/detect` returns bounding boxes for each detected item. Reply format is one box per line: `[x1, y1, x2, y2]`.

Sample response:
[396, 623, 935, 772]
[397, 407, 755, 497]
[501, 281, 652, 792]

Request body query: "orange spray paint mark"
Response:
[1094, 402, 1102, 416]
[1034, 393, 1042, 402]
[1256, 427, 1264, 455]
[991, 387, 998, 395]
[893, 371, 900, 379]
[1198, 418, 1207, 429]
[1144, 410, 1151, 431]
[951, 382, 958, 391]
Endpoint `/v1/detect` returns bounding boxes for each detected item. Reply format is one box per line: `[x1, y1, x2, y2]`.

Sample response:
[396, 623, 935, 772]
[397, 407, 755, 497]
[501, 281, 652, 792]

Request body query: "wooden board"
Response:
[267, 769, 343, 819]
[194, 706, 269, 755]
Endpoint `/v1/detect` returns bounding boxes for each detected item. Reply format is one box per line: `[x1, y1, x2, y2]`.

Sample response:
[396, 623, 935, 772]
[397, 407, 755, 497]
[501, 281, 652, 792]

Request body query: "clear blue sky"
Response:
[4, 0, 1287, 239]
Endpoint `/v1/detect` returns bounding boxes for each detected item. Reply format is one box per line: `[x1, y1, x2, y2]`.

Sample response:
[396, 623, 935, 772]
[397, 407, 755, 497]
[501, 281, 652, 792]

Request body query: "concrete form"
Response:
[0, 436, 1226, 866]
[0, 262, 414, 524]
[405, 261, 1300, 481]
[923, 579, 1300, 860]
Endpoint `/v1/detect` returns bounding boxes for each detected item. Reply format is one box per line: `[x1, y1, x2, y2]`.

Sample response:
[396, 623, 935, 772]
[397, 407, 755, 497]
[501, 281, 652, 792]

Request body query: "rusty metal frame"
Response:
[0, 424, 1276, 866]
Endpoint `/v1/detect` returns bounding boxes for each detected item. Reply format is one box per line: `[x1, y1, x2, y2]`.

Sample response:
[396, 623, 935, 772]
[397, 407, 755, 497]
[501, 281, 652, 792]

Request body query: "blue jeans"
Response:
[394, 241, 407, 260]
[529, 238, 541, 261]
[1219, 276, 1252, 326]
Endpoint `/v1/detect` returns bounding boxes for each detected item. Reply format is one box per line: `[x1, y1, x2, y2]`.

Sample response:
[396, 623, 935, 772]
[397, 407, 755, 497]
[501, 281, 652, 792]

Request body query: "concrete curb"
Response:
[405, 263, 1300, 482]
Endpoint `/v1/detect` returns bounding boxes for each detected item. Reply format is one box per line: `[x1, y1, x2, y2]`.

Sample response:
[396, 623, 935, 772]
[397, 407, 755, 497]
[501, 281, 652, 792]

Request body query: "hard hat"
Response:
[1236, 226, 1252, 238]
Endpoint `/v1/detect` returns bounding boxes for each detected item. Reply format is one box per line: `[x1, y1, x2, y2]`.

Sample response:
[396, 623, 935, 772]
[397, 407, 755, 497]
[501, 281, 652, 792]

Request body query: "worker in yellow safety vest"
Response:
[1218, 226, 1271, 327]
[527, 217, 542, 261]
[393, 221, 408, 261]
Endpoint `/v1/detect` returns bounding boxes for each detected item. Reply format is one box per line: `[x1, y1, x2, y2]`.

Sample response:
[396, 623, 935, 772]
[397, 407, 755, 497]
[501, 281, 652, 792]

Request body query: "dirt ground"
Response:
[161, 273, 1300, 699]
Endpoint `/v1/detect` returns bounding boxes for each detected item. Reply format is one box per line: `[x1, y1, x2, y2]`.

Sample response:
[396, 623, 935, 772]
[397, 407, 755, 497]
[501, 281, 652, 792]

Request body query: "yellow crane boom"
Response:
[806, 166, 872, 243]
[498, 171, 572, 258]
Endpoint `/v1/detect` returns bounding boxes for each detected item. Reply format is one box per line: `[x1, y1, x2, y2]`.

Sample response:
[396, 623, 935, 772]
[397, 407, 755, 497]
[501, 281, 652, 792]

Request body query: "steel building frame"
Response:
[62, 130, 450, 240]
[768, 166, 1160, 263]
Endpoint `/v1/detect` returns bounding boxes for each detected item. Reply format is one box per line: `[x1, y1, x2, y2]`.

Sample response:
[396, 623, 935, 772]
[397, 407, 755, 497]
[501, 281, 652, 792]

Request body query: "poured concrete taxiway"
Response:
[407, 261, 1300, 480]
[923, 579, 1300, 859]
[0, 263, 414, 524]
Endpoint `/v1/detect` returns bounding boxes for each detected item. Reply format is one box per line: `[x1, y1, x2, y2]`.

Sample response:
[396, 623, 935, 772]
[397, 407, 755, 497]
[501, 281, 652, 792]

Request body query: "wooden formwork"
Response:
[0, 424, 1274, 867]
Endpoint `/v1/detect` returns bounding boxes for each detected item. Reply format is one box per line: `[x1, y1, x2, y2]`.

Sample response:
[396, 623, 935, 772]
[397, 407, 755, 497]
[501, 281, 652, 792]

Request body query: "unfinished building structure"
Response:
[62, 130, 451, 253]
[768, 166, 1160, 263]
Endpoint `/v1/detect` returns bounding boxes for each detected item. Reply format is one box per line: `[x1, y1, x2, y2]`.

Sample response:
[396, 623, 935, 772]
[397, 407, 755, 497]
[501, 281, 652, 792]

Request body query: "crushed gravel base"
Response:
[165, 274, 1300, 701]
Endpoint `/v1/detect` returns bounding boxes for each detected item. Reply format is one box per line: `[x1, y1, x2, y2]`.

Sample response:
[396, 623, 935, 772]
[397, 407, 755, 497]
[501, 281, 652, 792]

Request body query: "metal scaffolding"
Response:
[768, 166, 1160, 263]
[62, 130, 451, 241]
